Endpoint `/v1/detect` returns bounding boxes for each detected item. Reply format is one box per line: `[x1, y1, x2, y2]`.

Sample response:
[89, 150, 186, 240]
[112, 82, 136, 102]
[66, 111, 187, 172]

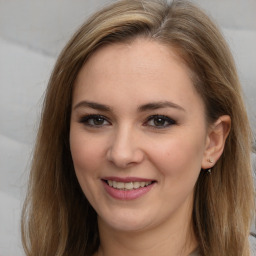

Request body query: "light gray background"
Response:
[0, 1, 255, 255]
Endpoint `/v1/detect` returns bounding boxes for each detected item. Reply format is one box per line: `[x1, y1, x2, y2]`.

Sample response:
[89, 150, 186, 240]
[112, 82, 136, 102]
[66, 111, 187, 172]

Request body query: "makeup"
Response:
[101, 177, 156, 200]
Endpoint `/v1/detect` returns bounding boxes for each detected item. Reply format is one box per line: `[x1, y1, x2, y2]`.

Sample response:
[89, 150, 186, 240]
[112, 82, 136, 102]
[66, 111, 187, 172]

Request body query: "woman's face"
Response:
[70, 39, 210, 232]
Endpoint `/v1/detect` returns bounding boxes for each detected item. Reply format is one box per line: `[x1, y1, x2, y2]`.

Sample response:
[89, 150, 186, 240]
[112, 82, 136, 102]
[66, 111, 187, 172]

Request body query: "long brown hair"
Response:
[21, 0, 255, 255]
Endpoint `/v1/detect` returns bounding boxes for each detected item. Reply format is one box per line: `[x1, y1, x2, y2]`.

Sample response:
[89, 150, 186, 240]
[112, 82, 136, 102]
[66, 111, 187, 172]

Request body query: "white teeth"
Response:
[117, 182, 125, 189]
[107, 180, 153, 190]
[124, 182, 133, 190]
[133, 182, 140, 189]
[140, 181, 146, 187]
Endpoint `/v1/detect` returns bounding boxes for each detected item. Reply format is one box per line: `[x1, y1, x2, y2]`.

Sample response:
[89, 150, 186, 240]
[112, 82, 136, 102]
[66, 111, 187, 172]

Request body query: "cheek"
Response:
[147, 134, 205, 206]
[69, 128, 108, 202]
[147, 132, 205, 178]
[69, 129, 104, 177]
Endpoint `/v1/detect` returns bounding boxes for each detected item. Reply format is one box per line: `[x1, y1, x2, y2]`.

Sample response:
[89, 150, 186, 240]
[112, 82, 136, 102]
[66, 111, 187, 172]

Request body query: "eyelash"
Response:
[79, 114, 111, 127]
[79, 114, 176, 129]
[144, 115, 176, 129]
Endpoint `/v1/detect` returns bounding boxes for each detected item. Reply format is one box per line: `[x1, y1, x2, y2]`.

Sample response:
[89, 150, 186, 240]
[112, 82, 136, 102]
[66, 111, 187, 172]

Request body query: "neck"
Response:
[95, 213, 197, 256]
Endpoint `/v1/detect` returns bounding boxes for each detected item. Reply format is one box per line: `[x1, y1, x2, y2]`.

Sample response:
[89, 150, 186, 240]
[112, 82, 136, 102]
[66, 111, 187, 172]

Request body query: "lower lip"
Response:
[102, 181, 155, 200]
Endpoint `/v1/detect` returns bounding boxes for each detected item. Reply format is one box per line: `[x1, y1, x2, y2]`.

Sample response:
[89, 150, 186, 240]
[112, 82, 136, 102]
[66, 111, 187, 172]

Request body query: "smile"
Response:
[102, 178, 156, 200]
[106, 180, 153, 190]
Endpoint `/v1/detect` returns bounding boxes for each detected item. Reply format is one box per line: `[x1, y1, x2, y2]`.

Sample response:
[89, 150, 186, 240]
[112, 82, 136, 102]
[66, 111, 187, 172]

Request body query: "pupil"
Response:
[154, 118, 165, 126]
[94, 117, 104, 125]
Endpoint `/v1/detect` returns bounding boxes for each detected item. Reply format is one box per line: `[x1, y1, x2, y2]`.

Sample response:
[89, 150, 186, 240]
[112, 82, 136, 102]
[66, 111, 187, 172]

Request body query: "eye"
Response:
[145, 115, 176, 128]
[79, 114, 111, 127]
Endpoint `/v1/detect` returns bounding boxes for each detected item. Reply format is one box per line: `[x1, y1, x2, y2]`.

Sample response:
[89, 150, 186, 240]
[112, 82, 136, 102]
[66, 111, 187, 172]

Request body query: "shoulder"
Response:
[250, 233, 256, 255]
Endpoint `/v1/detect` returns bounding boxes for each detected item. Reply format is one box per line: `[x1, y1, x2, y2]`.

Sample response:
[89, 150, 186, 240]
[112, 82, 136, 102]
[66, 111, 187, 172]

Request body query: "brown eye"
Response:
[153, 117, 166, 126]
[145, 115, 176, 128]
[79, 115, 111, 127]
[92, 116, 105, 125]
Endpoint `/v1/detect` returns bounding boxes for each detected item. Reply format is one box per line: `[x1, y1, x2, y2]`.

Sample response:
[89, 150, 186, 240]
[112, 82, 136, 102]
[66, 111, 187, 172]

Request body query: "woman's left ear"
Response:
[201, 115, 231, 169]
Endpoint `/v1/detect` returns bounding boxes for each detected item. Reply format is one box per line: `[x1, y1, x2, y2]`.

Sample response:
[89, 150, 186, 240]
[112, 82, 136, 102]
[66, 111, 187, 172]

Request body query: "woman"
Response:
[21, 0, 255, 255]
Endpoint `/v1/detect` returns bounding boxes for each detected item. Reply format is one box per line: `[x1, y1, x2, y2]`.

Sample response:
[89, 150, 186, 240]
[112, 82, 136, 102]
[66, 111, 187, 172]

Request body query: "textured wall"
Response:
[0, 1, 255, 255]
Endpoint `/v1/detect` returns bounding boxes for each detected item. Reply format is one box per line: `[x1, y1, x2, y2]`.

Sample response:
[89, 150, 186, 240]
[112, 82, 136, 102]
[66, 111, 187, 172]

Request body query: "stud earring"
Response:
[206, 158, 213, 174]
[207, 158, 213, 163]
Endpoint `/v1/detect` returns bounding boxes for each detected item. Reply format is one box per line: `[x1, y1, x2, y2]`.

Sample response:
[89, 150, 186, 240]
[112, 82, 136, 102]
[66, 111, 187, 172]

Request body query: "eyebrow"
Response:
[73, 100, 185, 112]
[138, 101, 186, 112]
[73, 101, 112, 112]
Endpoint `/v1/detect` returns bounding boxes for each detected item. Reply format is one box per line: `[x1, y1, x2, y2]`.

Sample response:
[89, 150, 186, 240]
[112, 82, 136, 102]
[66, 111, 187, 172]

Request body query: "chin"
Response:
[98, 209, 153, 233]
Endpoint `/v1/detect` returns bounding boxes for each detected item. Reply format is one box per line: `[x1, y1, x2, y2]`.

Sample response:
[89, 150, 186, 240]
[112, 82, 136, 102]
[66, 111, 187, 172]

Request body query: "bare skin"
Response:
[70, 38, 230, 256]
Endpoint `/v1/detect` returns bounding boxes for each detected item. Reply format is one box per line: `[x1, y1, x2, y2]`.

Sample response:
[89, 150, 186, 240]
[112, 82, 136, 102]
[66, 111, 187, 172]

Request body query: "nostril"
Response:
[106, 147, 145, 168]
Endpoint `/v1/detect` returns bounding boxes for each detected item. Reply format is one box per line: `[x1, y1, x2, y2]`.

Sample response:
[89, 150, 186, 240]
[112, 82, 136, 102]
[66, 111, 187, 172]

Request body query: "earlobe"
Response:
[201, 115, 231, 169]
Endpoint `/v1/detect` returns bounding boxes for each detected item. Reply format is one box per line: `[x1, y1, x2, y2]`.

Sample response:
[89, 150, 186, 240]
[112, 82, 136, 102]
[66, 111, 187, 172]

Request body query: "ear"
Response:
[201, 115, 231, 169]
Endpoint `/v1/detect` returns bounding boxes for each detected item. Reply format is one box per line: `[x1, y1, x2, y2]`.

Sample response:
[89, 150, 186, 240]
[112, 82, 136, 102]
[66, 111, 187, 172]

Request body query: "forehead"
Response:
[73, 38, 204, 115]
[78, 38, 192, 84]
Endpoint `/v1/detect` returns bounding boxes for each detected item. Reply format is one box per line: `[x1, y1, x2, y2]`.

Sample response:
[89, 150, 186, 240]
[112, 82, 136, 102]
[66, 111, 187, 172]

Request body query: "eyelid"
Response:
[144, 114, 176, 128]
[78, 114, 176, 129]
[79, 114, 111, 127]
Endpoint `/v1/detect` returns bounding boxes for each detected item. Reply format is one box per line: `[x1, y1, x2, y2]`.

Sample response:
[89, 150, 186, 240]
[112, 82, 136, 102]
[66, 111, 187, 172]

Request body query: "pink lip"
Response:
[102, 176, 154, 182]
[101, 177, 156, 200]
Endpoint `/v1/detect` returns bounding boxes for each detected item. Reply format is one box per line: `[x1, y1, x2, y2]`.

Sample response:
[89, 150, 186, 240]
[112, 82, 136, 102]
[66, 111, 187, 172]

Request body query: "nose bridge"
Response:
[107, 123, 143, 167]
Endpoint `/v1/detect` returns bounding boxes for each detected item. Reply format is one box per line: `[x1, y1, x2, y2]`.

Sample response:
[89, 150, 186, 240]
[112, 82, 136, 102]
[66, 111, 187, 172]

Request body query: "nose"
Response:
[106, 125, 144, 168]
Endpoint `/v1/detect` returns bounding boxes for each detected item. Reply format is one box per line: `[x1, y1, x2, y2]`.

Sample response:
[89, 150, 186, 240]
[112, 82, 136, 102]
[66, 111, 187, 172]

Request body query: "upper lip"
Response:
[101, 176, 156, 182]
